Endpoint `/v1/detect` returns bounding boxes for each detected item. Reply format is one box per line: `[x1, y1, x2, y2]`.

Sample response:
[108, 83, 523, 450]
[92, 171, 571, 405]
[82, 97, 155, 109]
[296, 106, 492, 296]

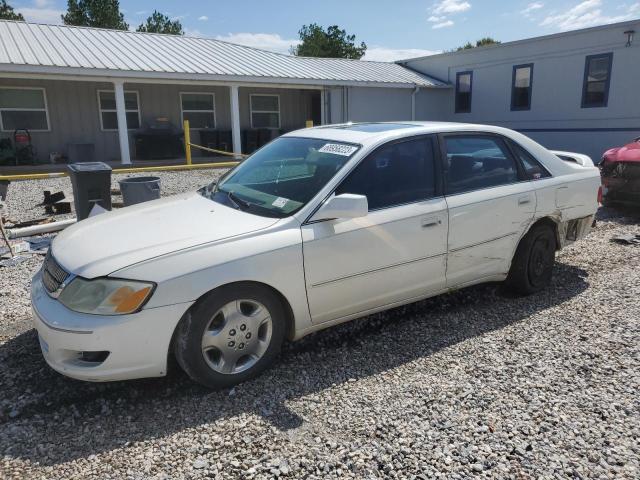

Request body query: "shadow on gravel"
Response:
[596, 205, 640, 225]
[0, 261, 589, 466]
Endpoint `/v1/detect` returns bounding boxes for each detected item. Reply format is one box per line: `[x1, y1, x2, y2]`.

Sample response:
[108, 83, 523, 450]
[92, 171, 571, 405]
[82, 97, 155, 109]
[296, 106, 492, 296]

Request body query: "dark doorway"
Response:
[310, 91, 322, 126]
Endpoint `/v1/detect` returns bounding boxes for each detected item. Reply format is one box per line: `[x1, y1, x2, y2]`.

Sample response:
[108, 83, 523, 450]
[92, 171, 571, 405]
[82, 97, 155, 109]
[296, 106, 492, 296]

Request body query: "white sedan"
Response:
[31, 122, 600, 388]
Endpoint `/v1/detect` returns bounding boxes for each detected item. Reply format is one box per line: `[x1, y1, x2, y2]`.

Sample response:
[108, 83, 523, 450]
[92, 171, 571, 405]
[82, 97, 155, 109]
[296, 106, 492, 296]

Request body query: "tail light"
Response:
[597, 185, 603, 204]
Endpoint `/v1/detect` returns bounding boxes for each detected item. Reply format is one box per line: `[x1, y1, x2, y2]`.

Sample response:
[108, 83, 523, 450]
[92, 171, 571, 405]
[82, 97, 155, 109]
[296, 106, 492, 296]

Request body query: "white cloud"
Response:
[540, 0, 639, 31]
[428, 0, 470, 29]
[214, 33, 300, 54]
[198, 16, 208, 21]
[432, 0, 471, 14]
[432, 20, 455, 28]
[363, 47, 440, 62]
[16, 0, 64, 24]
[521, 2, 544, 16]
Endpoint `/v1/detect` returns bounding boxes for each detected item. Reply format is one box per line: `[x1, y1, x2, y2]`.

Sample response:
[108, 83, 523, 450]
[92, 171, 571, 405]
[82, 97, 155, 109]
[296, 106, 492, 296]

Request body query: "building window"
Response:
[180, 92, 215, 129]
[0, 87, 50, 132]
[455, 71, 472, 113]
[581, 53, 613, 108]
[250, 94, 280, 129]
[97, 90, 141, 131]
[511, 63, 533, 111]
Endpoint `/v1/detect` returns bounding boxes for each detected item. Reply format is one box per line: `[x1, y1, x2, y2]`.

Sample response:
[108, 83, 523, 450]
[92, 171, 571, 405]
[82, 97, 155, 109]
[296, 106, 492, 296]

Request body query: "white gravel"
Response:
[1, 172, 639, 479]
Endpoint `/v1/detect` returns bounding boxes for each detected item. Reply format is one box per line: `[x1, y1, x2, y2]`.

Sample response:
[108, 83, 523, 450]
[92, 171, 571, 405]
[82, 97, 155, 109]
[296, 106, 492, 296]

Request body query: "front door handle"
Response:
[422, 217, 442, 228]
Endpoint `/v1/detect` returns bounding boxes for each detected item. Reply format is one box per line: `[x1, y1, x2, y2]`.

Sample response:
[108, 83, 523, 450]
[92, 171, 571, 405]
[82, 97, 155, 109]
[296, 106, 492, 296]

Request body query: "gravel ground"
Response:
[1, 172, 639, 479]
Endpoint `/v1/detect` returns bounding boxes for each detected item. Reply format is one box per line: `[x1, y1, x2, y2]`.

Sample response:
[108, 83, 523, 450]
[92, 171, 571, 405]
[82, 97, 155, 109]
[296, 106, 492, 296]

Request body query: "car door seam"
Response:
[449, 231, 519, 253]
[309, 252, 447, 288]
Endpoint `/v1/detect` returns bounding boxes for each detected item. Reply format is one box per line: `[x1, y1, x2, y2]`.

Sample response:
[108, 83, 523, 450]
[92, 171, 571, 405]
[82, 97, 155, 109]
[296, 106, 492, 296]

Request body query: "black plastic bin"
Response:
[67, 162, 112, 220]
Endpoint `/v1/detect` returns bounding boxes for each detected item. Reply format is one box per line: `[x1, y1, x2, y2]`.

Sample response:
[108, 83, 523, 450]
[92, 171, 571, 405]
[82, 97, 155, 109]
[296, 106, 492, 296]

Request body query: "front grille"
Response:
[42, 251, 69, 294]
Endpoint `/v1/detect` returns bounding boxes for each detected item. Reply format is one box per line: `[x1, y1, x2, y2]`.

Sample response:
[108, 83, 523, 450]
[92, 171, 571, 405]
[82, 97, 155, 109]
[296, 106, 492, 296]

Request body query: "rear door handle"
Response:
[422, 217, 442, 228]
[518, 196, 531, 205]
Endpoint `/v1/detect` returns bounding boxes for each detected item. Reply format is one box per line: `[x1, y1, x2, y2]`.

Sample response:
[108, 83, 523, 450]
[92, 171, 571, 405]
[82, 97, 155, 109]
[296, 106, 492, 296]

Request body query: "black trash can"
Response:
[119, 176, 161, 206]
[67, 162, 112, 220]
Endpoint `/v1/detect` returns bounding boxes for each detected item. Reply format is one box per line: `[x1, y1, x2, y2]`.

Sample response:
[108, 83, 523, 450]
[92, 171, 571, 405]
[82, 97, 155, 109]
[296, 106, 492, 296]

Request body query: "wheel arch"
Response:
[169, 280, 296, 357]
[528, 216, 561, 251]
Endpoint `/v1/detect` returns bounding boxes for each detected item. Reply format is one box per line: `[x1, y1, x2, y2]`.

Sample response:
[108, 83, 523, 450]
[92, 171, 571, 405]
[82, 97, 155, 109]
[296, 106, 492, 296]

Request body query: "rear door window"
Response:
[336, 136, 437, 210]
[443, 136, 520, 195]
[509, 141, 551, 180]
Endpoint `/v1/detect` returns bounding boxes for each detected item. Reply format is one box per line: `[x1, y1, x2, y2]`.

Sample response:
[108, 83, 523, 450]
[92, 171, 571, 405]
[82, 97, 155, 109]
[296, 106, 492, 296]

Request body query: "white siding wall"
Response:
[404, 20, 640, 161]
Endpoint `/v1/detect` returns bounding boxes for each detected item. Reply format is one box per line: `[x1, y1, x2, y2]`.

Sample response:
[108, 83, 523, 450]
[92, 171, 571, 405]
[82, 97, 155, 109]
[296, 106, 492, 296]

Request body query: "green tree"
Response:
[456, 37, 501, 51]
[291, 24, 366, 59]
[62, 0, 128, 30]
[136, 10, 183, 35]
[0, 0, 24, 21]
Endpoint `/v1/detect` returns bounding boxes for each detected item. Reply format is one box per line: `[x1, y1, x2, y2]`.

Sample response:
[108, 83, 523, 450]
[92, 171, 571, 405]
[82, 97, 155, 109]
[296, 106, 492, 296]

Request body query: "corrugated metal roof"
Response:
[0, 21, 447, 88]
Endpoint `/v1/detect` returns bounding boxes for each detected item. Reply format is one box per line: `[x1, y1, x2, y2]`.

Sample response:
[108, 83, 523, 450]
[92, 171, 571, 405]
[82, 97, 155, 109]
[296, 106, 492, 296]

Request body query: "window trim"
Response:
[581, 52, 613, 109]
[97, 89, 141, 132]
[454, 71, 473, 114]
[438, 132, 528, 197]
[250, 94, 281, 129]
[180, 91, 216, 130]
[333, 134, 442, 213]
[504, 139, 552, 180]
[0, 86, 51, 132]
[510, 63, 534, 111]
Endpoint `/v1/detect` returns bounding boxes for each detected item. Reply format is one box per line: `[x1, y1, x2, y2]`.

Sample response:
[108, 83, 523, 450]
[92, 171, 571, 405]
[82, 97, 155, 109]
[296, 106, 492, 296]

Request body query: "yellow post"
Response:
[305, 120, 314, 128]
[184, 119, 192, 165]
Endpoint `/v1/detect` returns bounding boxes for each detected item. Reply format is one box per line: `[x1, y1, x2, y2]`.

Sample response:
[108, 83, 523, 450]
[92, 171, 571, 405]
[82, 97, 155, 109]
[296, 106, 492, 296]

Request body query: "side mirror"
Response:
[310, 193, 368, 222]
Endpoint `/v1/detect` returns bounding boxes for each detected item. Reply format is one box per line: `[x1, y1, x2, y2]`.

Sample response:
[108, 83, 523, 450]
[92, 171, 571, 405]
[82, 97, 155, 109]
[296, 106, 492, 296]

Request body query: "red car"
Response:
[601, 137, 640, 207]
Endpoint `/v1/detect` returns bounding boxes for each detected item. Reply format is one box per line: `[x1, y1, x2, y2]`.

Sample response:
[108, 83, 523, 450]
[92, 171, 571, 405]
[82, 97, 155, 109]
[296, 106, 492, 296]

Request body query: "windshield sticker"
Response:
[272, 197, 289, 208]
[318, 143, 358, 156]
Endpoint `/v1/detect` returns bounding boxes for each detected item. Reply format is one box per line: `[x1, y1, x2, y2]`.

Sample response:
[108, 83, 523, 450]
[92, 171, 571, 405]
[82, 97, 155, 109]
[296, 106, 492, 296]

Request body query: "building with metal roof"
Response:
[0, 21, 448, 167]
[0, 19, 637, 168]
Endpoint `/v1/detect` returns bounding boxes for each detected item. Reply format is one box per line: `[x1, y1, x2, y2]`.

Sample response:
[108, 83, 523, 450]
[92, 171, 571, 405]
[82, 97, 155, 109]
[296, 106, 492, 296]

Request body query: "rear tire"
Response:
[506, 224, 557, 295]
[173, 284, 285, 389]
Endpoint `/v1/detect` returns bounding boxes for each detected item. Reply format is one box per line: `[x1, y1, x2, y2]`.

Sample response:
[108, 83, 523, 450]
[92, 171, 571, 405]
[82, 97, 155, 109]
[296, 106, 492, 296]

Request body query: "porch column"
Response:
[229, 85, 242, 156]
[113, 80, 131, 165]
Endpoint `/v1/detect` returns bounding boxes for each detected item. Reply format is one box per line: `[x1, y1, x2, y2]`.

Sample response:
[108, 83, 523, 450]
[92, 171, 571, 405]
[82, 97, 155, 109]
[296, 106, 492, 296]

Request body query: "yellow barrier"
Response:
[0, 162, 239, 182]
[0, 122, 247, 182]
[184, 119, 192, 165]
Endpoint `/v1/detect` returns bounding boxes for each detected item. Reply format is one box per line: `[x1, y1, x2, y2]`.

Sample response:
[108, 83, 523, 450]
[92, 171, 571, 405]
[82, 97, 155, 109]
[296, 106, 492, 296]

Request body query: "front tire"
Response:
[174, 284, 285, 389]
[506, 224, 557, 295]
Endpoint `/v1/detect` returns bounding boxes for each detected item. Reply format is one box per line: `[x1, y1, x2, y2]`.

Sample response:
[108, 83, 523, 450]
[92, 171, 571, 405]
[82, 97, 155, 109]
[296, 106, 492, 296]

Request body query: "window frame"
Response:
[437, 132, 529, 196]
[180, 92, 216, 130]
[97, 89, 142, 132]
[455, 71, 473, 114]
[505, 139, 552, 180]
[581, 52, 613, 109]
[0, 86, 51, 132]
[333, 134, 443, 213]
[250, 94, 281, 129]
[510, 63, 534, 111]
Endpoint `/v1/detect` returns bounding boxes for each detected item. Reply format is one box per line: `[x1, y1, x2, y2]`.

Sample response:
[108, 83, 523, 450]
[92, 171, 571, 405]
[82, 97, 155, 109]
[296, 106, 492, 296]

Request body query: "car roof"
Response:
[282, 121, 516, 145]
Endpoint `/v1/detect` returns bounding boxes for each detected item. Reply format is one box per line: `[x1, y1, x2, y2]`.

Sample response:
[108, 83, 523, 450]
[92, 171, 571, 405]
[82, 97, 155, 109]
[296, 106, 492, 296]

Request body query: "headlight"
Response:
[58, 277, 155, 315]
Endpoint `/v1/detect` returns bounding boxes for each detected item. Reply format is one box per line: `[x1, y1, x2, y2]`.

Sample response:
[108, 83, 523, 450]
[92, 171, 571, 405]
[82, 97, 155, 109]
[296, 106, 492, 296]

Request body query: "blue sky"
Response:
[13, 0, 640, 60]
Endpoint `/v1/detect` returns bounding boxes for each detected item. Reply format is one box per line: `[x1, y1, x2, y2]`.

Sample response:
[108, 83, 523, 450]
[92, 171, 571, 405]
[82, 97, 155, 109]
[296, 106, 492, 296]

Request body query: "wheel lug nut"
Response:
[228, 341, 235, 347]
[240, 324, 246, 331]
[229, 329, 236, 336]
[239, 343, 245, 349]
[245, 332, 252, 339]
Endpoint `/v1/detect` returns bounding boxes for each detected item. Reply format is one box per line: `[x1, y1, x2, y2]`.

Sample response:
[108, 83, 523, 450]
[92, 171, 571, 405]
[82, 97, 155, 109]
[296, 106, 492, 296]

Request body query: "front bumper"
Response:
[31, 272, 193, 382]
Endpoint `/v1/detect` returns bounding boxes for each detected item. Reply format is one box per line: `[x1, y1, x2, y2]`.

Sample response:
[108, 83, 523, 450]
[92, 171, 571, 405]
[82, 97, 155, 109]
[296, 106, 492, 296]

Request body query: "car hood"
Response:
[52, 192, 280, 278]
[603, 142, 640, 163]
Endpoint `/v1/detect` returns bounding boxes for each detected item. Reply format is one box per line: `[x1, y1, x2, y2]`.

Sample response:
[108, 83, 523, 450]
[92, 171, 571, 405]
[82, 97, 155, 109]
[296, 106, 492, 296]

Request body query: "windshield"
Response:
[203, 137, 360, 218]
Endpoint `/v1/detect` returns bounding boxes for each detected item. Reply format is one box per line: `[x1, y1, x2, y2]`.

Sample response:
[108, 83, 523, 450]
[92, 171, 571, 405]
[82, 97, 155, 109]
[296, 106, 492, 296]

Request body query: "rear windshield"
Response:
[204, 137, 360, 218]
